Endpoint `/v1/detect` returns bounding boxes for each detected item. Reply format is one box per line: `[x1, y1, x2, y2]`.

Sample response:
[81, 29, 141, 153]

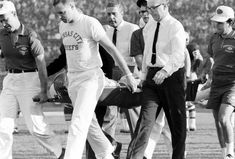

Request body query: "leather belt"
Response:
[7, 69, 38, 73]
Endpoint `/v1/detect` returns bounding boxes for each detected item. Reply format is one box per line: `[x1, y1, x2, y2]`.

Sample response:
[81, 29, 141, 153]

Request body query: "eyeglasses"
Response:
[139, 10, 148, 15]
[148, 4, 162, 11]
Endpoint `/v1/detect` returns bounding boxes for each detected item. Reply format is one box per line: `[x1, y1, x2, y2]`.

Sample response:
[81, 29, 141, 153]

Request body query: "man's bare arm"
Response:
[35, 53, 48, 103]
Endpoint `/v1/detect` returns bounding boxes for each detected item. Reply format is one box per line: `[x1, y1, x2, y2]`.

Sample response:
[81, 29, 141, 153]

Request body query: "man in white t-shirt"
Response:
[53, 0, 137, 159]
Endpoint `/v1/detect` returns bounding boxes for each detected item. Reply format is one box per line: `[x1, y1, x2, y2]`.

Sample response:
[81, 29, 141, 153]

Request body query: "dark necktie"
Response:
[112, 28, 117, 45]
[151, 22, 160, 65]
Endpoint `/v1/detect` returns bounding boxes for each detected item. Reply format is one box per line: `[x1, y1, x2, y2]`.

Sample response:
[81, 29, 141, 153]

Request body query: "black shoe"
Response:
[226, 154, 234, 159]
[58, 148, 65, 159]
[112, 142, 122, 159]
[143, 157, 147, 159]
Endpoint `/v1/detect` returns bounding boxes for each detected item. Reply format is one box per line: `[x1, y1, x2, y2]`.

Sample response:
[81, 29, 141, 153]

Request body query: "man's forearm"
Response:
[38, 67, 48, 93]
[35, 55, 48, 93]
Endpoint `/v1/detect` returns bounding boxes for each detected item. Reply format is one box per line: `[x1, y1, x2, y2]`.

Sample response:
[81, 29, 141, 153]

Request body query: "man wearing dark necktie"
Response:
[112, 27, 117, 45]
[102, 0, 139, 142]
[151, 22, 160, 65]
[127, 0, 187, 159]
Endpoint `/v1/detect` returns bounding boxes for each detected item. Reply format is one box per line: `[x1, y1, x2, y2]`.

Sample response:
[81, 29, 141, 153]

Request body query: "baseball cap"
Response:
[0, 1, 16, 15]
[211, 6, 234, 22]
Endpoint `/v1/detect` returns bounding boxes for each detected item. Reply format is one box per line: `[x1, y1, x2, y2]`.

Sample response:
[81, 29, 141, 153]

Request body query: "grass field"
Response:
[12, 105, 228, 159]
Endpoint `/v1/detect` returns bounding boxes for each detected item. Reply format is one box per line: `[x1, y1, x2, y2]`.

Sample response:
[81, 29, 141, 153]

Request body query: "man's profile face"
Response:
[148, 2, 165, 21]
[0, 12, 17, 32]
[139, 5, 149, 24]
[106, 5, 123, 28]
[214, 21, 230, 35]
[54, 2, 74, 23]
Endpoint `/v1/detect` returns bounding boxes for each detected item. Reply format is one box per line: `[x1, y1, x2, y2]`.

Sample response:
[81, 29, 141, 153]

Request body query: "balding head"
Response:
[147, 0, 169, 21]
[53, 0, 74, 6]
[106, 0, 124, 28]
[147, 0, 169, 8]
[106, 0, 124, 14]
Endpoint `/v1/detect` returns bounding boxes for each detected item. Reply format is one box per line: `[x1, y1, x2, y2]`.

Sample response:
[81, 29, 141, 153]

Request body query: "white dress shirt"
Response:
[105, 20, 139, 66]
[141, 13, 186, 80]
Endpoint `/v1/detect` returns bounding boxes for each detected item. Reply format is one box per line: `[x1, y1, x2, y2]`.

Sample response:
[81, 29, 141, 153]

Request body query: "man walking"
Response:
[102, 0, 139, 138]
[130, 0, 172, 158]
[0, 1, 64, 159]
[53, 0, 137, 159]
[127, 0, 187, 158]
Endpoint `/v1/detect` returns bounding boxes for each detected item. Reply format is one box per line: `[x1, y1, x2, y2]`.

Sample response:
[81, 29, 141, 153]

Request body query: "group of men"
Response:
[0, 0, 235, 159]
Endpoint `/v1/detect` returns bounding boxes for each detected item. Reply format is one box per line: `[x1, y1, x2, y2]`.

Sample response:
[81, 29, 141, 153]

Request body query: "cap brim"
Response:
[0, 9, 11, 15]
[211, 15, 228, 22]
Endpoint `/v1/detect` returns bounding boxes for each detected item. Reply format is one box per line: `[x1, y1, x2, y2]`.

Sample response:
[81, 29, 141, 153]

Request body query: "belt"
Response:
[7, 69, 38, 73]
[147, 66, 163, 70]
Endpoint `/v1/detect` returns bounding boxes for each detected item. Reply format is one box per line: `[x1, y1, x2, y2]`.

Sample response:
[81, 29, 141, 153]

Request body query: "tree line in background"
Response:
[9, 0, 235, 58]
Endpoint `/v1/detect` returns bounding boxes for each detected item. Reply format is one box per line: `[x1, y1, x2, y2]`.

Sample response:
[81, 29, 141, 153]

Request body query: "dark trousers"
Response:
[127, 67, 186, 159]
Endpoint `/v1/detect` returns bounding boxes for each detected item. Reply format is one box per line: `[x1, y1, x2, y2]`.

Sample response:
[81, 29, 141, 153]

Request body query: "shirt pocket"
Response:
[15, 35, 30, 56]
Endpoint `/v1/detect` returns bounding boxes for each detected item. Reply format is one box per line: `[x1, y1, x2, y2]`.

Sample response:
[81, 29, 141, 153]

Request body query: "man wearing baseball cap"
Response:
[0, 1, 65, 159]
[211, 5, 234, 23]
[207, 5, 235, 159]
[0, 0, 16, 14]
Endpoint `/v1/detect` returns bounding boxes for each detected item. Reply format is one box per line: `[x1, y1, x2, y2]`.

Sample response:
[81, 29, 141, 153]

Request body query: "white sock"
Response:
[144, 138, 156, 159]
[226, 142, 234, 156]
[222, 147, 227, 158]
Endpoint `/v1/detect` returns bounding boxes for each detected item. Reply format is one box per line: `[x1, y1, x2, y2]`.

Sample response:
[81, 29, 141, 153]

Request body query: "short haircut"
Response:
[136, 0, 147, 8]
[53, 0, 74, 6]
[106, 0, 124, 12]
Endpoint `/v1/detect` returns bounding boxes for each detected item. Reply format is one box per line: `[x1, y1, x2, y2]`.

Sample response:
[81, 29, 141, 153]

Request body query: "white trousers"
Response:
[144, 108, 169, 159]
[0, 72, 62, 159]
[128, 107, 171, 158]
[65, 68, 114, 159]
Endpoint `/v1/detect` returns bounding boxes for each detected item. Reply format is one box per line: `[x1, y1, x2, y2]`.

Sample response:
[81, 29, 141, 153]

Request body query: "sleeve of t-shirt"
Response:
[29, 30, 44, 57]
[130, 30, 143, 57]
[89, 17, 106, 42]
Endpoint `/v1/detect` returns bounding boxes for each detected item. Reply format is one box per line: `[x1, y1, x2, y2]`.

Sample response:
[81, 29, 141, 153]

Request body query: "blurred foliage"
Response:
[7, 0, 235, 58]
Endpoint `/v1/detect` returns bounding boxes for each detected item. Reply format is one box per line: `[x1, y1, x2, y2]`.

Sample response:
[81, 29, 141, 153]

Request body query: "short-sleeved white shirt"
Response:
[59, 14, 106, 72]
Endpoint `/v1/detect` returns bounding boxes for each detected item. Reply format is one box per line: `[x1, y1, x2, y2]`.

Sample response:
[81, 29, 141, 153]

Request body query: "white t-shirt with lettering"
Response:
[59, 14, 106, 72]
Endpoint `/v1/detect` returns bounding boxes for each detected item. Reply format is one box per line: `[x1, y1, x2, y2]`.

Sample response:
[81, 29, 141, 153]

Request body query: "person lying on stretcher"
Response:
[39, 44, 173, 158]
[34, 72, 142, 109]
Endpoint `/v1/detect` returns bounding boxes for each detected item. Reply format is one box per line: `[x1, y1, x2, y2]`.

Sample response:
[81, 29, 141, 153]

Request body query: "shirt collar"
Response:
[73, 12, 83, 23]
[18, 24, 25, 35]
[220, 29, 235, 39]
[116, 20, 124, 31]
[3, 23, 25, 35]
[158, 13, 170, 25]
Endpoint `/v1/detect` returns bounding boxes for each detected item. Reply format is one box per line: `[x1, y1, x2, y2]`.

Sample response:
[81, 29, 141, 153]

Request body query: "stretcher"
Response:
[34, 77, 142, 109]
